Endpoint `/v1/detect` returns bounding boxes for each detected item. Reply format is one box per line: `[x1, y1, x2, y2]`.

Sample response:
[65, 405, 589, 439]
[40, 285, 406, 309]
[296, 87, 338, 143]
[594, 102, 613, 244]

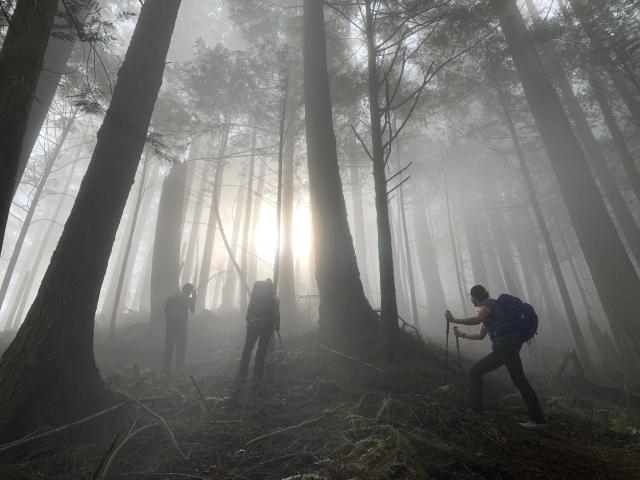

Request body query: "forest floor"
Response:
[0, 313, 639, 479]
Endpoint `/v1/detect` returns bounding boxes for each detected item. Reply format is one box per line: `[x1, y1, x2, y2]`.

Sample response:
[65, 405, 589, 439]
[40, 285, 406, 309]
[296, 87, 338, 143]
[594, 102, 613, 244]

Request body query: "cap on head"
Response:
[469, 284, 489, 301]
[182, 282, 194, 293]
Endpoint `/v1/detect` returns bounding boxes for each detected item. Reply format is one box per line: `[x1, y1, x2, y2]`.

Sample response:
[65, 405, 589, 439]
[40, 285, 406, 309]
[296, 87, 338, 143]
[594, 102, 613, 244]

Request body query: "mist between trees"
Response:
[0, 0, 639, 442]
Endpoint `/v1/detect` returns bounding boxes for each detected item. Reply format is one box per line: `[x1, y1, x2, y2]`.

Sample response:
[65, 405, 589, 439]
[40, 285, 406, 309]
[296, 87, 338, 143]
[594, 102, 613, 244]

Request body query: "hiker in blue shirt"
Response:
[445, 284, 545, 428]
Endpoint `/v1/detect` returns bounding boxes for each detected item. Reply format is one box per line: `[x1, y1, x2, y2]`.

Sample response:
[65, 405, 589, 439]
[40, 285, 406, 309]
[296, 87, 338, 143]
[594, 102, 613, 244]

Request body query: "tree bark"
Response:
[221, 189, 244, 308]
[349, 164, 371, 296]
[0, 0, 59, 256]
[303, 0, 377, 349]
[0, 0, 181, 441]
[150, 162, 188, 333]
[247, 157, 267, 287]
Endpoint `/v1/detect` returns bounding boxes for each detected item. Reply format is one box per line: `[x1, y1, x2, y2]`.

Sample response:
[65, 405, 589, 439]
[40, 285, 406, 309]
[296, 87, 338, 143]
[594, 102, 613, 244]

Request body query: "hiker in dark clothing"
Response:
[239, 278, 280, 380]
[163, 282, 196, 373]
[445, 284, 545, 428]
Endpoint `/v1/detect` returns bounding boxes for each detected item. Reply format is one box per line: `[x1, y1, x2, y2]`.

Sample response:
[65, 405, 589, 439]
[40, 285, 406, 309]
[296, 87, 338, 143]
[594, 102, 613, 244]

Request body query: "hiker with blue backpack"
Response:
[445, 284, 545, 428]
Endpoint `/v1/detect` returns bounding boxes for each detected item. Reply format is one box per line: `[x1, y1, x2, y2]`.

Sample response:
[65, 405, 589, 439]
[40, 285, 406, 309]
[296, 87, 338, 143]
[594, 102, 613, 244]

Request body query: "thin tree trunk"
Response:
[303, 0, 377, 349]
[108, 157, 149, 339]
[3, 270, 31, 331]
[493, 72, 594, 371]
[247, 157, 266, 287]
[398, 172, 419, 329]
[0, 0, 59, 254]
[443, 163, 469, 316]
[0, 111, 77, 311]
[273, 86, 287, 290]
[240, 128, 257, 313]
[11, 143, 85, 330]
[0, 0, 181, 441]
[350, 164, 371, 295]
[221, 189, 244, 308]
[461, 189, 488, 285]
[196, 126, 229, 311]
[364, 0, 399, 355]
[413, 204, 447, 329]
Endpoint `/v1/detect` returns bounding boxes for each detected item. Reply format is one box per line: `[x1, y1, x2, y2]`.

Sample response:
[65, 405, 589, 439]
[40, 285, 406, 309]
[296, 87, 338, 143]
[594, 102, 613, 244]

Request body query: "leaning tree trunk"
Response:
[0, 0, 181, 442]
[0, 0, 59, 256]
[496, 0, 628, 372]
[496, 76, 593, 371]
[303, 0, 377, 349]
[150, 162, 188, 334]
[0, 111, 77, 311]
[220, 190, 244, 308]
[14, 1, 94, 192]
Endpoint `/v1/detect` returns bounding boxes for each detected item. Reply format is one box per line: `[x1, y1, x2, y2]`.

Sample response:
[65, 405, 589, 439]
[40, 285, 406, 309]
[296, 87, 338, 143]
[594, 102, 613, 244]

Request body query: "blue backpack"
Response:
[495, 294, 538, 344]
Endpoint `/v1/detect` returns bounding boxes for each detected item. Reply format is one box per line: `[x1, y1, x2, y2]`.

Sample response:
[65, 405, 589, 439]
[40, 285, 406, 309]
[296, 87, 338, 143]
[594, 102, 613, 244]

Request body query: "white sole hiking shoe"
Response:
[519, 420, 546, 430]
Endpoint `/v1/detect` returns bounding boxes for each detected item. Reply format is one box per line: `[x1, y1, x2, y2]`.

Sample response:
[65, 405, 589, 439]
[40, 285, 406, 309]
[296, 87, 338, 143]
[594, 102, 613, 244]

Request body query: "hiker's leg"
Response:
[500, 338, 545, 423]
[469, 350, 503, 413]
[254, 325, 273, 379]
[163, 323, 176, 373]
[175, 321, 188, 370]
[239, 322, 260, 377]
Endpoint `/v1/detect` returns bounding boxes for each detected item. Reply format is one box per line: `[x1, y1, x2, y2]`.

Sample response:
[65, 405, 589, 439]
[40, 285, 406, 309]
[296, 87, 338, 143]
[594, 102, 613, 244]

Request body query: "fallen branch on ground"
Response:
[0, 402, 129, 454]
[317, 344, 383, 372]
[99, 423, 158, 480]
[245, 403, 346, 447]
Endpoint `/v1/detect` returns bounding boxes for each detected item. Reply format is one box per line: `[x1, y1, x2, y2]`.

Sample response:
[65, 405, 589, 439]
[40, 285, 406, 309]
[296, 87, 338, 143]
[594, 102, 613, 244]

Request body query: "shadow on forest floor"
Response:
[0, 321, 639, 479]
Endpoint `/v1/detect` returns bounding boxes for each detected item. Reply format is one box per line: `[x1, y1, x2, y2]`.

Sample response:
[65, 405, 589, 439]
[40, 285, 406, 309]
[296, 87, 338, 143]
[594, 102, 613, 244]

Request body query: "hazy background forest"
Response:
[0, 0, 639, 477]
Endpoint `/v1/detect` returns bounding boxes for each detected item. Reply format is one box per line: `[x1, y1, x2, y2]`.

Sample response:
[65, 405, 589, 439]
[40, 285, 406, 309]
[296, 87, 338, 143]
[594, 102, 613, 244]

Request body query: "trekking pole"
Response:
[443, 317, 450, 384]
[455, 332, 464, 391]
[276, 330, 287, 356]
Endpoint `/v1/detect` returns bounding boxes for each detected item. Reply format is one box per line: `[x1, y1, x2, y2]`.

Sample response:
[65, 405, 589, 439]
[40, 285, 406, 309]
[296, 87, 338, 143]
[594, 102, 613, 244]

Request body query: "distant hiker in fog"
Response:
[239, 278, 280, 380]
[445, 284, 545, 428]
[163, 282, 196, 373]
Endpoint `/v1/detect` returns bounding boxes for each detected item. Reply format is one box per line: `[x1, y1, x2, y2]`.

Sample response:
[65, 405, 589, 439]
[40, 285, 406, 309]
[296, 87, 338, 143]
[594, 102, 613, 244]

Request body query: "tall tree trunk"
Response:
[0, 111, 76, 310]
[196, 127, 229, 311]
[461, 189, 488, 285]
[398, 172, 419, 329]
[0, 0, 59, 255]
[240, 128, 257, 313]
[364, 0, 399, 355]
[4, 270, 31, 331]
[182, 163, 204, 286]
[0, 0, 181, 441]
[14, 1, 94, 191]
[413, 204, 447, 329]
[150, 162, 188, 334]
[303, 0, 377, 349]
[492, 67, 595, 371]
[108, 157, 149, 339]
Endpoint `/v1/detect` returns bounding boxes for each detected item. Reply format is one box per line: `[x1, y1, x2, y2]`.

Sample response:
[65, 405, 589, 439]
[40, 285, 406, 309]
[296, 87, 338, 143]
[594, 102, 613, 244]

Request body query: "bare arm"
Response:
[454, 325, 487, 340]
[445, 305, 490, 326]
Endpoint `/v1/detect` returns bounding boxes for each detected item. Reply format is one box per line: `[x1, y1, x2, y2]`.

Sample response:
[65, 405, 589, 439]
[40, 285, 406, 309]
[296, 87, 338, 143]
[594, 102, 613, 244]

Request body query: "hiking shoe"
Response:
[518, 420, 545, 430]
